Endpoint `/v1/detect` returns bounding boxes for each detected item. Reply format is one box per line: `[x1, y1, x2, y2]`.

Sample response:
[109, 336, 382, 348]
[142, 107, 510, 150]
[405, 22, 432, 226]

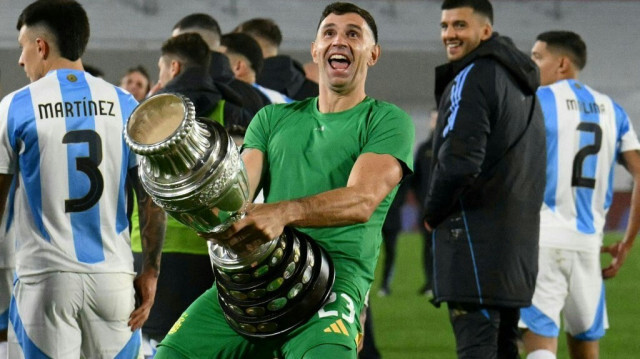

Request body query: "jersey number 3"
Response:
[62, 130, 104, 212]
[572, 122, 602, 189]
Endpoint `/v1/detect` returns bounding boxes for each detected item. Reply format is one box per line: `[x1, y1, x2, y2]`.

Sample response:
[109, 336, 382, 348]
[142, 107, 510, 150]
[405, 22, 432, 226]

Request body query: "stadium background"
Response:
[1, 1, 639, 357]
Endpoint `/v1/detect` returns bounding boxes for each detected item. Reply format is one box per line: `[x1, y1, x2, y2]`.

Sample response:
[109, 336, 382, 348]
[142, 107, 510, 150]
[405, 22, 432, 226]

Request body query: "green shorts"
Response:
[155, 281, 363, 359]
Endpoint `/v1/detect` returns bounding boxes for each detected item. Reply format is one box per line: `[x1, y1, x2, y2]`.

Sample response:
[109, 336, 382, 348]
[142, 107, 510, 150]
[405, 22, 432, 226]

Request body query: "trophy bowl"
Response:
[124, 93, 334, 337]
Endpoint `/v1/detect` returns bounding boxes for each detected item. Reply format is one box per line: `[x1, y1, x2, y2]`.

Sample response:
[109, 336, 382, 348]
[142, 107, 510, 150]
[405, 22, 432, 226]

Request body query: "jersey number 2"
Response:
[571, 122, 602, 189]
[62, 130, 104, 212]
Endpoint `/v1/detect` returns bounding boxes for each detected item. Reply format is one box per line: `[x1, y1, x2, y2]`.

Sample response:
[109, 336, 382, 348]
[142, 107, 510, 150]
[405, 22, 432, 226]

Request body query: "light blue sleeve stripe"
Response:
[570, 80, 598, 234]
[442, 64, 475, 138]
[614, 101, 630, 139]
[116, 88, 138, 235]
[538, 87, 558, 210]
[59, 70, 105, 264]
[9, 88, 50, 241]
[606, 103, 630, 210]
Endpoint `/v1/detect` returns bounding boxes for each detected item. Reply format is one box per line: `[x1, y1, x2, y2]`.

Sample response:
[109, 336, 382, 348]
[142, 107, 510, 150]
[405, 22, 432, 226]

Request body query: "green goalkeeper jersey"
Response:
[243, 96, 414, 305]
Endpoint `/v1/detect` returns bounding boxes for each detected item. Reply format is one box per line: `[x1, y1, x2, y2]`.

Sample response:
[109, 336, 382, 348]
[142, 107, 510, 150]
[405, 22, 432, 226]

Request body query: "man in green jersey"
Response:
[155, 3, 415, 358]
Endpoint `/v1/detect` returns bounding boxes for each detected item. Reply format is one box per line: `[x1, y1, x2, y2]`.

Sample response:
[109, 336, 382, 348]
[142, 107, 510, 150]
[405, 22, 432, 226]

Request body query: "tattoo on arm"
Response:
[129, 168, 166, 275]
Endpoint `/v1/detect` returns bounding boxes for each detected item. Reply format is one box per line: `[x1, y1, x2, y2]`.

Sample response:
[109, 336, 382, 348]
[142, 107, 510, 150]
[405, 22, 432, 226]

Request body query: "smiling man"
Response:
[154, 2, 414, 359]
[422, 0, 546, 358]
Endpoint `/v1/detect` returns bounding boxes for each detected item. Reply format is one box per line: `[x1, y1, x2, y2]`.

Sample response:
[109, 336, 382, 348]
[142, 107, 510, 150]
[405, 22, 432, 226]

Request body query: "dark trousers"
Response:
[447, 302, 520, 359]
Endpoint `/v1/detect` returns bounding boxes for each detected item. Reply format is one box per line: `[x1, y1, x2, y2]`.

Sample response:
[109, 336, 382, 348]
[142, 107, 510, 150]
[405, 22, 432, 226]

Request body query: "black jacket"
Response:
[424, 34, 546, 307]
[209, 51, 270, 116]
[257, 55, 319, 101]
[160, 66, 252, 132]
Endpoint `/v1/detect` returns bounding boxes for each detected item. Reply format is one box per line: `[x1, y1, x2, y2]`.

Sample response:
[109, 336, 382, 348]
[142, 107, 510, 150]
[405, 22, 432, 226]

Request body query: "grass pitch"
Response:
[369, 231, 640, 358]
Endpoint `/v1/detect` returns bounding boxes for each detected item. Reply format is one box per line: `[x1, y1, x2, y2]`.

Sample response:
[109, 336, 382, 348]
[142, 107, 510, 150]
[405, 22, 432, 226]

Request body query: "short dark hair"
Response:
[172, 13, 221, 36]
[441, 0, 493, 25]
[16, 0, 90, 61]
[221, 33, 264, 76]
[537, 31, 587, 70]
[317, 2, 378, 44]
[161, 33, 212, 69]
[234, 18, 283, 48]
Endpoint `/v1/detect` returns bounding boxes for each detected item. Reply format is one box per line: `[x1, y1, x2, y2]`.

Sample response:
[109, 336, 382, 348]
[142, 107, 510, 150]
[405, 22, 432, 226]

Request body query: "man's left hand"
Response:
[128, 270, 158, 331]
[601, 240, 632, 279]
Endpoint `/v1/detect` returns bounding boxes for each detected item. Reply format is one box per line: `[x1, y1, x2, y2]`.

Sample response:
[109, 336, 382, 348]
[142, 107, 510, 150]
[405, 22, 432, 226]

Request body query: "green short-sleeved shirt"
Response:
[244, 97, 415, 304]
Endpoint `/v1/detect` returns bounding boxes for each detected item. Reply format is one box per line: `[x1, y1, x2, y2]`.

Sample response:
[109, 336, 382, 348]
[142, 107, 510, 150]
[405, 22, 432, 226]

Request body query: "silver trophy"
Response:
[124, 93, 334, 337]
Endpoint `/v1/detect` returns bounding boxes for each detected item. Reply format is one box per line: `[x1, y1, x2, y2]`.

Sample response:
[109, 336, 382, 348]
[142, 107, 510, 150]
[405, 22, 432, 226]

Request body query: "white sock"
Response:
[527, 349, 556, 359]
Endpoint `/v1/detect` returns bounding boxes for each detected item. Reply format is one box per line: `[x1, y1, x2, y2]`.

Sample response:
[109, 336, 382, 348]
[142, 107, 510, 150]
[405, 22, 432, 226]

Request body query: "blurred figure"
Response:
[220, 32, 293, 104]
[411, 109, 438, 298]
[0, 1, 165, 357]
[234, 18, 319, 100]
[172, 13, 269, 115]
[520, 30, 640, 359]
[120, 65, 152, 102]
[377, 180, 409, 297]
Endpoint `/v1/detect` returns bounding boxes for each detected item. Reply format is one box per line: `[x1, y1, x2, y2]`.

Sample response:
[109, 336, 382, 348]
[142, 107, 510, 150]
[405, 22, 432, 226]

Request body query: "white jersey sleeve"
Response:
[539, 79, 640, 252]
[0, 69, 140, 277]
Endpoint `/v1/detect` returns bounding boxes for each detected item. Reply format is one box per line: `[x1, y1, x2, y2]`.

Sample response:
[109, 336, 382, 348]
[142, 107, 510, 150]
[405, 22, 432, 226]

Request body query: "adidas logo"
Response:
[323, 318, 349, 336]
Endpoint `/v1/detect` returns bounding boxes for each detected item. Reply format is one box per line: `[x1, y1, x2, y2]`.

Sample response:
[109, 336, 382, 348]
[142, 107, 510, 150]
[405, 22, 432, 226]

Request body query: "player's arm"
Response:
[242, 148, 266, 202]
[0, 174, 12, 220]
[602, 149, 640, 279]
[127, 167, 166, 330]
[215, 152, 403, 254]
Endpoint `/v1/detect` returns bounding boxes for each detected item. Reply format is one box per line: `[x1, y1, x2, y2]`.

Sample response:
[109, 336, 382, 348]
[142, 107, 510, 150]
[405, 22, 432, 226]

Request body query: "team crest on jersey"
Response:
[67, 74, 78, 82]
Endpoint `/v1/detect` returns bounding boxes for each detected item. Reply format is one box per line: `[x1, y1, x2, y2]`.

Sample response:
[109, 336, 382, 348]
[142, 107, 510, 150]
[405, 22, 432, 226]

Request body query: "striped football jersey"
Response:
[540, 79, 640, 252]
[0, 69, 139, 277]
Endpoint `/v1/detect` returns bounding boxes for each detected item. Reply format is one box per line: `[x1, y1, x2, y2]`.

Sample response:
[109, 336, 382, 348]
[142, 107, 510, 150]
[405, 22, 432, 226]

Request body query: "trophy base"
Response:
[214, 227, 335, 337]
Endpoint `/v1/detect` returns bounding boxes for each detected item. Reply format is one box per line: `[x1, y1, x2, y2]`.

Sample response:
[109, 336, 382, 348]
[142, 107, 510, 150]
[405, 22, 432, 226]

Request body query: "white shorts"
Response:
[519, 247, 608, 340]
[8, 272, 142, 358]
[0, 268, 13, 331]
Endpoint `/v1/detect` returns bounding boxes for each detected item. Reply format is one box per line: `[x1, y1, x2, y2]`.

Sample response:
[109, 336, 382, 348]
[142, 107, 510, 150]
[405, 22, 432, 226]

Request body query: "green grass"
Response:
[369, 232, 640, 358]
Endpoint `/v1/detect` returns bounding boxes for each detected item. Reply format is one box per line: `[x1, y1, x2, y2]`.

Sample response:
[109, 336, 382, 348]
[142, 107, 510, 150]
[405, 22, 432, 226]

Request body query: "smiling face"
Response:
[120, 70, 150, 102]
[311, 12, 380, 94]
[440, 7, 492, 62]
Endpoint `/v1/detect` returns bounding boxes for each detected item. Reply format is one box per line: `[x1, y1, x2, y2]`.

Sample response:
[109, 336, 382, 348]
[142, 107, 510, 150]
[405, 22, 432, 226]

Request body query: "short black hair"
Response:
[16, 0, 90, 61]
[172, 13, 221, 36]
[234, 18, 283, 48]
[317, 2, 378, 44]
[537, 31, 587, 70]
[221, 33, 264, 76]
[161, 33, 212, 69]
[84, 64, 104, 78]
[441, 0, 493, 25]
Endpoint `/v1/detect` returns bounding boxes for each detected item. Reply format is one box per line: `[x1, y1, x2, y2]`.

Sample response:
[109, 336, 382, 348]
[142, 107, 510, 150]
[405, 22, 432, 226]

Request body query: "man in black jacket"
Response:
[234, 18, 319, 101]
[423, 1, 546, 358]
